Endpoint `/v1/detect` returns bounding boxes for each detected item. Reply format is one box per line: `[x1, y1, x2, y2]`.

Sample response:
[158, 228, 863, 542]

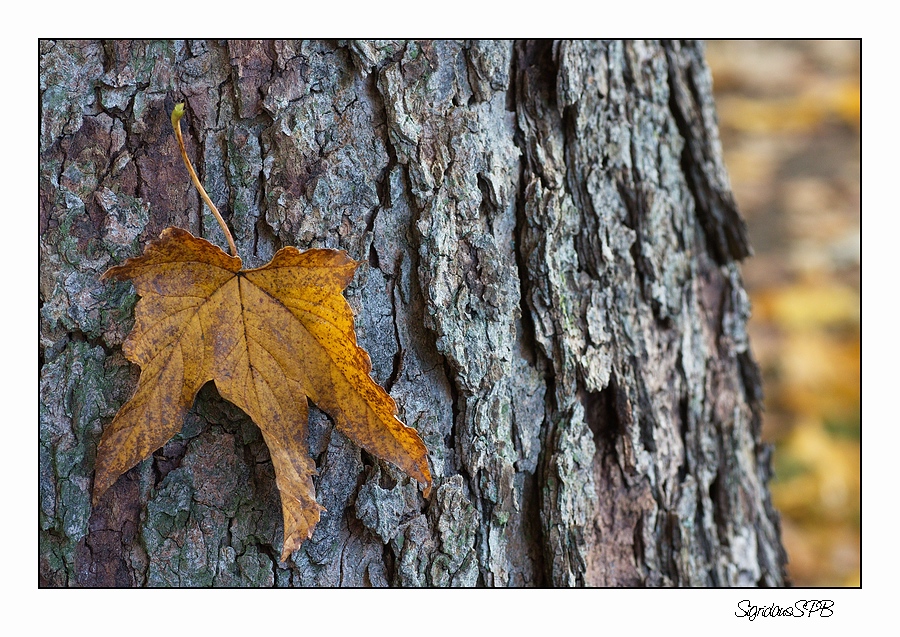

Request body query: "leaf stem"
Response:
[171, 102, 238, 258]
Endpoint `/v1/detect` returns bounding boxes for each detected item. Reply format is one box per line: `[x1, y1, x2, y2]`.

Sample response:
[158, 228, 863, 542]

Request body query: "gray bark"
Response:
[39, 39, 786, 587]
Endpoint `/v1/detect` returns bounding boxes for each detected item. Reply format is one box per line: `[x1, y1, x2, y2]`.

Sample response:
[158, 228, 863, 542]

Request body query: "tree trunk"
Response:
[39, 39, 786, 587]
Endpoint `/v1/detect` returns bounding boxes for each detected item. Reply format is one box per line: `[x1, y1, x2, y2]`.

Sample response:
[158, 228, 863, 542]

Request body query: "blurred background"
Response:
[705, 40, 860, 586]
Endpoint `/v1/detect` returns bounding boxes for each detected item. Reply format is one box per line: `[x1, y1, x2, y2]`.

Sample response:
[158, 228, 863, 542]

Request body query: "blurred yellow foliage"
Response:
[771, 417, 860, 586]
[753, 282, 859, 411]
[716, 81, 860, 134]
[707, 40, 859, 587]
[774, 418, 859, 517]
[834, 82, 861, 129]
[753, 281, 859, 329]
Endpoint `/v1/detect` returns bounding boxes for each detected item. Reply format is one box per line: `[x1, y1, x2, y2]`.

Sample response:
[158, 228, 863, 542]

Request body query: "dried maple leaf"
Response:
[94, 226, 432, 560]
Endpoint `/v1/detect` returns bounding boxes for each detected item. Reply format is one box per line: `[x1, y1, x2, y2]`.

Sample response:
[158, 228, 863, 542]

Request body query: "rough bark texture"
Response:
[39, 39, 786, 587]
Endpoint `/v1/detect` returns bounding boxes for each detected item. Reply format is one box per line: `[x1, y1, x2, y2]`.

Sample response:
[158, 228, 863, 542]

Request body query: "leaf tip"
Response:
[99, 265, 123, 282]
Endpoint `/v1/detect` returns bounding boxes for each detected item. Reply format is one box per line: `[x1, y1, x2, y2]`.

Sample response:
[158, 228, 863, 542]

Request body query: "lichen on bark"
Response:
[39, 39, 785, 587]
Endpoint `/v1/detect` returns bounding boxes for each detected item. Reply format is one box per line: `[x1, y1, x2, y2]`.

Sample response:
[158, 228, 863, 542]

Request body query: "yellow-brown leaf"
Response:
[95, 227, 431, 560]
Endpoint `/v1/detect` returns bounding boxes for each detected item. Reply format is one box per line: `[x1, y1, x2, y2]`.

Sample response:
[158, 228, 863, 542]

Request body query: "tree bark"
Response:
[39, 39, 786, 587]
